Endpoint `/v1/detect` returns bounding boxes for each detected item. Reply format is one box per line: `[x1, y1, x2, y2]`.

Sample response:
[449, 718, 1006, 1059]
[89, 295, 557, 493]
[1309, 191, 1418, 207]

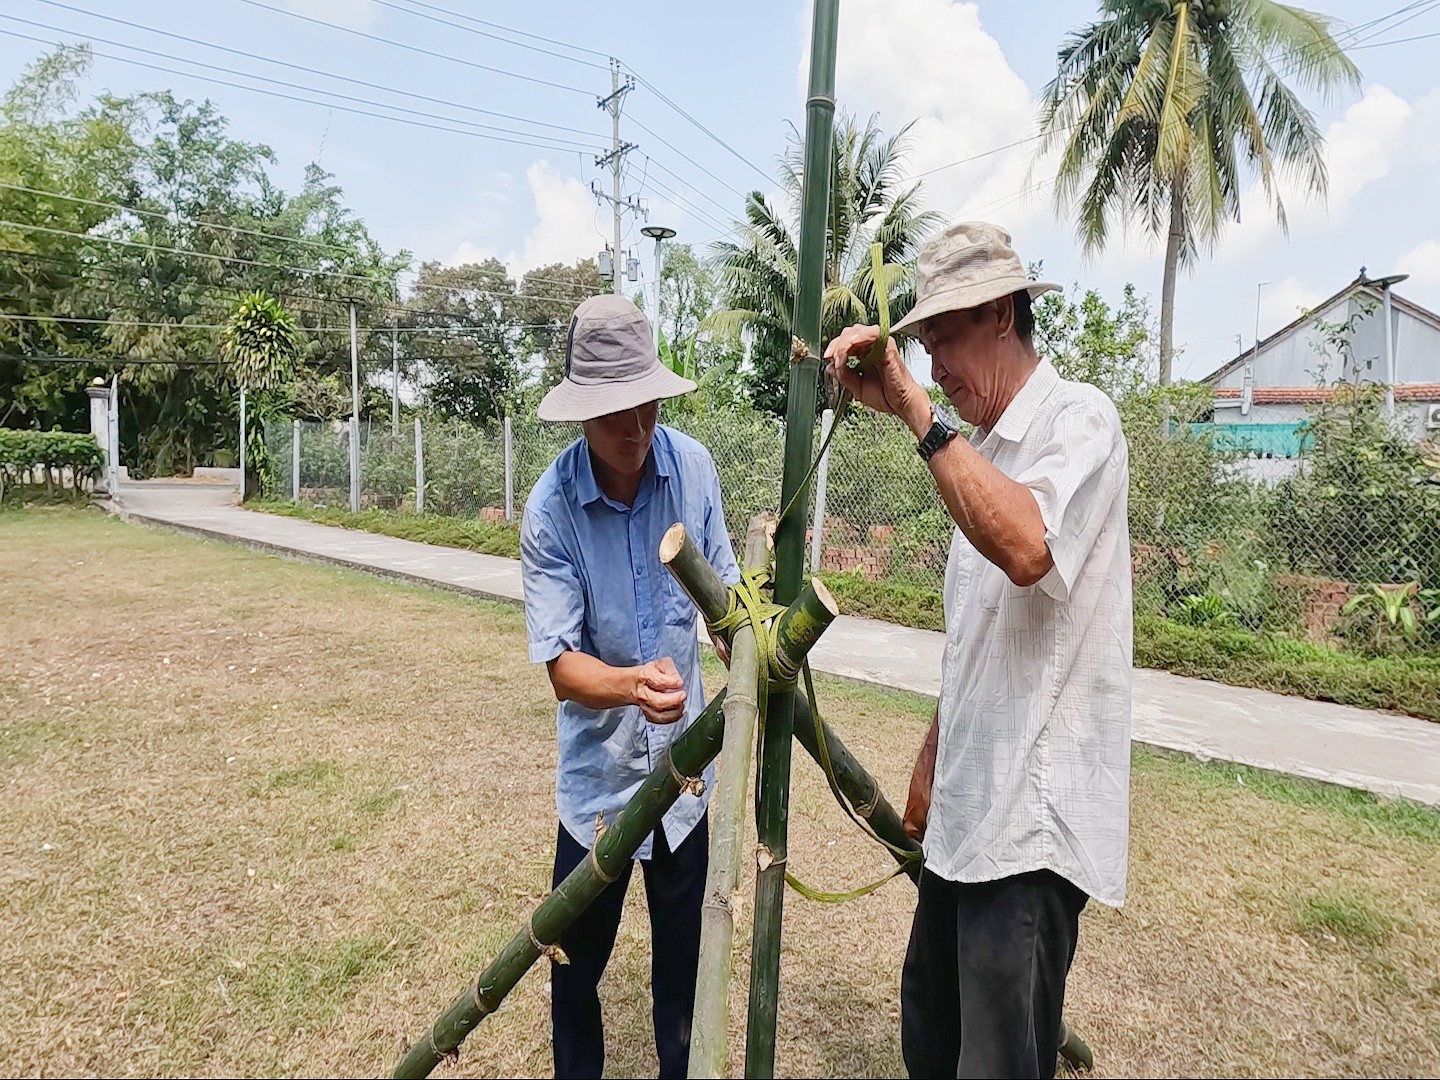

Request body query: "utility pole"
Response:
[349, 300, 360, 513]
[391, 328, 400, 436]
[594, 59, 640, 295]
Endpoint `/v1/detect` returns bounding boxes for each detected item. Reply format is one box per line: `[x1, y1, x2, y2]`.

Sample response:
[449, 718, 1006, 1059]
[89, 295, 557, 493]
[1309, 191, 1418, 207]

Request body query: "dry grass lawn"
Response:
[2, 508, 1438, 1078]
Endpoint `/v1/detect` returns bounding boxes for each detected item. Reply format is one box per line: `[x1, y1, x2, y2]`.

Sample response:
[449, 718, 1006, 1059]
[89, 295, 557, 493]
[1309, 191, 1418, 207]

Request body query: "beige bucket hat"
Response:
[891, 221, 1060, 337]
[537, 294, 696, 422]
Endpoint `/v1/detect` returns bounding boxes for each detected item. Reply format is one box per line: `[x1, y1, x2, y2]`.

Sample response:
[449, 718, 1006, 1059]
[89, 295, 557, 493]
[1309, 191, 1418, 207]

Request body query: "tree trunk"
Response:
[1158, 181, 1184, 387]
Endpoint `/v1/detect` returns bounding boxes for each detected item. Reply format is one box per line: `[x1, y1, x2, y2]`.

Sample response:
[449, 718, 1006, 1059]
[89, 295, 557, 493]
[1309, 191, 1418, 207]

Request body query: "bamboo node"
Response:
[428, 1029, 459, 1065]
[791, 335, 812, 362]
[593, 812, 607, 841]
[527, 920, 569, 966]
[666, 753, 706, 798]
[587, 845, 618, 885]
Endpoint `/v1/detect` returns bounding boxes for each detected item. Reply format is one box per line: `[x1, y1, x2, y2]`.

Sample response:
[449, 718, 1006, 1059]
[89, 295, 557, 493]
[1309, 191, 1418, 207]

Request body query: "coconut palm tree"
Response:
[712, 112, 941, 415]
[1037, 0, 1360, 384]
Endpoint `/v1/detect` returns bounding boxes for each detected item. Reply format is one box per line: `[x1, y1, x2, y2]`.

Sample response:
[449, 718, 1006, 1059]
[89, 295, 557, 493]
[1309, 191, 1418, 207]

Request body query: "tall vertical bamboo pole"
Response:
[685, 514, 773, 1079]
[745, 1, 839, 1074]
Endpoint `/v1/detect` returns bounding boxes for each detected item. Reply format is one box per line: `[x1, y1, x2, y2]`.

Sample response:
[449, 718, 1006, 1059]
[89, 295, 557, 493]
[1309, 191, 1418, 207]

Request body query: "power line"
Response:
[629, 116, 747, 199]
[0, 16, 603, 152]
[232, 0, 594, 96]
[642, 156, 738, 221]
[0, 27, 601, 157]
[368, 0, 608, 70]
[0, 220, 600, 306]
[381, 0, 611, 60]
[641, 169, 736, 238]
[0, 313, 570, 332]
[622, 67, 772, 186]
[1351, 27, 1440, 46]
[0, 180, 365, 259]
[31, 0, 606, 140]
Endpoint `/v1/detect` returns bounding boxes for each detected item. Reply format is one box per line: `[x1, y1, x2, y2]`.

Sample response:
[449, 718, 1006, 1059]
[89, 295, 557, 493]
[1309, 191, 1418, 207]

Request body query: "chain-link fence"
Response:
[263, 384, 1440, 658]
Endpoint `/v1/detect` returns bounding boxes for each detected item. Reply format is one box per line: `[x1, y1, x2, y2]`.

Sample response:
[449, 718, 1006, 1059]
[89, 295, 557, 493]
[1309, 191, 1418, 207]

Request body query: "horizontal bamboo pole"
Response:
[392, 691, 729, 1080]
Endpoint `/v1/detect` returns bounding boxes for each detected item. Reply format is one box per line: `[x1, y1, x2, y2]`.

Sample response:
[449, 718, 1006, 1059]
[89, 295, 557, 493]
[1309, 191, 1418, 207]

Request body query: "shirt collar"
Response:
[979, 361, 1060, 447]
[576, 426, 673, 509]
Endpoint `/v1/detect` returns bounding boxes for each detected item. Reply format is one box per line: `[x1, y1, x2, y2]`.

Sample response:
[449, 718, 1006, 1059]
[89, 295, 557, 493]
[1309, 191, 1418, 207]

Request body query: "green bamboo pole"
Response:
[392, 692, 728, 1080]
[747, 1, 840, 1073]
[686, 515, 772, 1079]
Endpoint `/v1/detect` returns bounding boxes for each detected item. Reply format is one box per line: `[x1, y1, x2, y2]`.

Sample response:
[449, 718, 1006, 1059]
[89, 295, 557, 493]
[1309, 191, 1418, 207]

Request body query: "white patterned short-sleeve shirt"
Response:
[926, 361, 1133, 907]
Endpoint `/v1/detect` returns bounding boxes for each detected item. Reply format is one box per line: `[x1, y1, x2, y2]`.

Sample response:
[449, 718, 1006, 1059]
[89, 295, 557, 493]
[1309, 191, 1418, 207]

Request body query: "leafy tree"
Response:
[712, 112, 941, 415]
[1030, 268, 1155, 398]
[1037, 0, 1360, 384]
[509, 259, 604, 388]
[405, 258, 518, 421]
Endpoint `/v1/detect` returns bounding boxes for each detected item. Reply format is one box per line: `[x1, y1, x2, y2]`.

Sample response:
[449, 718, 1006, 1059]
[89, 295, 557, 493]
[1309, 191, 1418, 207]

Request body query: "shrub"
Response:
[0, 429, 104, 502]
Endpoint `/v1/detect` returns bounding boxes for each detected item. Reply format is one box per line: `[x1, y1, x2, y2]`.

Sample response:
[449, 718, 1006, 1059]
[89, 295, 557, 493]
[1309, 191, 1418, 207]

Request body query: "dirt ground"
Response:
[2, 508, 1437, 1078]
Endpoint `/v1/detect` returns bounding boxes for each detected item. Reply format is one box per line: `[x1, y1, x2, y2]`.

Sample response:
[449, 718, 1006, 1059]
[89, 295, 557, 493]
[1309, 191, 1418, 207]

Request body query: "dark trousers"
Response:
[550, 817, 708, 1080]
[901, 869, 1088, 1079]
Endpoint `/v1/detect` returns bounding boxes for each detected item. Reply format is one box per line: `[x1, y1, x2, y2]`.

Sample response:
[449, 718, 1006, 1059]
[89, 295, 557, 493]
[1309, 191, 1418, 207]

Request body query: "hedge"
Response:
[0, 430, 105, 501]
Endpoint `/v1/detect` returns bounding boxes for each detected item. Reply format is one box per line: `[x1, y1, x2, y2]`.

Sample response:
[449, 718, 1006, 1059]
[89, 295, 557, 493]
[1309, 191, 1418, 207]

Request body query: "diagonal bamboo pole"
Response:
[683, 514, 774, 1079]
[391, 693, 728, 1080]
[747, 0, 840, 1072]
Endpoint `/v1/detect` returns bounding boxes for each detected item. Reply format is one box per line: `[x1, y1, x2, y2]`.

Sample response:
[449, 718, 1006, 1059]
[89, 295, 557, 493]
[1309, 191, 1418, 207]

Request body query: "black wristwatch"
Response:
[916, 406, 960, 461]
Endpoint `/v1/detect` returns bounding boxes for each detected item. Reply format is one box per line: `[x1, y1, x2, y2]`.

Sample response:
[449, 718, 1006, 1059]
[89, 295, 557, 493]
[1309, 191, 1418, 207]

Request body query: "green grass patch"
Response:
[242, 931, 408, 1024]
[1136, 613, 1440, 722]
[1293, 889, 1394, 945]
[356, 787, 404, 815]
[330, 834, 356, 852]
[250, 498, 520, 559]
[1135, 749, 1440, 845]
[819, 570, 945, 632]
[249, 760, 343, 796]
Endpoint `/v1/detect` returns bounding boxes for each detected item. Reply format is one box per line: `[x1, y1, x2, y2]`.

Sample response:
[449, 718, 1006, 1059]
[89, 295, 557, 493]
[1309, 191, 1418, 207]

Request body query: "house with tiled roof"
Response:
[1196, 270, 1440, 479]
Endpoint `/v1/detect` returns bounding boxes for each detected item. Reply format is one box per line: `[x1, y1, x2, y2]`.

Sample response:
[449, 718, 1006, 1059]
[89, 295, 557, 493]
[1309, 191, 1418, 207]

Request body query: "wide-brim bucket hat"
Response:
[537, 294, 696, 422]
[891, 221, 1060, 337]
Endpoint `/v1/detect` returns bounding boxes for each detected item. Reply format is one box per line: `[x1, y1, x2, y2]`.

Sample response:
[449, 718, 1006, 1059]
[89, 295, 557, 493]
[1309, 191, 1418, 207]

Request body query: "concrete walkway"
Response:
[113, 479, 1440, 806]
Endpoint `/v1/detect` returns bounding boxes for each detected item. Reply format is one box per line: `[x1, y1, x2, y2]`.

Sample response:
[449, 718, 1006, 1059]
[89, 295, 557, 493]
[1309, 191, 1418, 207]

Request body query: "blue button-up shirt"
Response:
[521, 425, 741, 858]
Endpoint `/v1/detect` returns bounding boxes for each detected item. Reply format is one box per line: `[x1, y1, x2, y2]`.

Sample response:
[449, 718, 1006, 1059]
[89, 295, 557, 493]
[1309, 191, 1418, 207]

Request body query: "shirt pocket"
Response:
[662, 574, 700, 628]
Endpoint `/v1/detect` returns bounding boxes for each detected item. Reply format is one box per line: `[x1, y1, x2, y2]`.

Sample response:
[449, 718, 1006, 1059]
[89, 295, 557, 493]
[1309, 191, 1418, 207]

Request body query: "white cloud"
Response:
[1399, 239, 1440, 289]
[829, 0, 1043, 229]
[281, 0, 380, 31]
[1222, 84, 1412, 259]
[444, 161, 599, 275]
[1259, 276, 1326, 336]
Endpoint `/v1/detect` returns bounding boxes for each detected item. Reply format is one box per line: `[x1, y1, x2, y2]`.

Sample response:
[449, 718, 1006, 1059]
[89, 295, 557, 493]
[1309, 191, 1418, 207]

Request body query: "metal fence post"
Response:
[292, 418, 301, 501]
[349, 415, 360, 512]
[108, 375, 119, 497]
[503, 414, 514, 521]
[414, 416, 425, 515]
[238, 387, 247, 501]
[809, 408, 834, 573]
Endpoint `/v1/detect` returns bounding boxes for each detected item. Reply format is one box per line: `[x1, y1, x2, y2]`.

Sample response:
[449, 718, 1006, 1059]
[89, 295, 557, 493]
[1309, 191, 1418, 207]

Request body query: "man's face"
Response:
[583, 400, 659, 475]
[918, 303, 1008, 426]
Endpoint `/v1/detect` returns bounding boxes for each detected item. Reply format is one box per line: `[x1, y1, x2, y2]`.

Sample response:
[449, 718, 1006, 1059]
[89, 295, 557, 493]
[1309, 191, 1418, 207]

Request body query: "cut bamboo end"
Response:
[810, 576, 838, 617]
[659, 522, 687, 565]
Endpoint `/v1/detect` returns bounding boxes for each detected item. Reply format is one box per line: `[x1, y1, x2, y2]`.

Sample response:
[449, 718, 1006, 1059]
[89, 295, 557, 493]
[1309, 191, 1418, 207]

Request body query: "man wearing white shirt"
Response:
[826, 221, 1132, 1079]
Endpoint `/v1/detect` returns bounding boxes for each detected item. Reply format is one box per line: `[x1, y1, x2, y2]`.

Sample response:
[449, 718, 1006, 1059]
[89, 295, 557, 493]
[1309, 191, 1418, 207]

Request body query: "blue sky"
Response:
[2, 0, 1438, 382]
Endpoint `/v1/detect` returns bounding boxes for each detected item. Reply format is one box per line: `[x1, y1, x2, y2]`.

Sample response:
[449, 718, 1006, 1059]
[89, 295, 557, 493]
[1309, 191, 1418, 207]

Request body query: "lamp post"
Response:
[641, 224, 676, 359]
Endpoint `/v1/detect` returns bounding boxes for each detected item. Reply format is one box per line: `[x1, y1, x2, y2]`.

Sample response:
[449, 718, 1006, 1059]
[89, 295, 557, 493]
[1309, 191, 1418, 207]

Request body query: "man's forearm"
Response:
[547, 651, 637, 709]
[905, 409, 1052, 586]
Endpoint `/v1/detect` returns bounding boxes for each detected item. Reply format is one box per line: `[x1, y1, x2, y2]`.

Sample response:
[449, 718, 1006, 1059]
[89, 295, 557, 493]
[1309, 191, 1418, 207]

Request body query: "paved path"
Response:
[113, 479, 1440, 806]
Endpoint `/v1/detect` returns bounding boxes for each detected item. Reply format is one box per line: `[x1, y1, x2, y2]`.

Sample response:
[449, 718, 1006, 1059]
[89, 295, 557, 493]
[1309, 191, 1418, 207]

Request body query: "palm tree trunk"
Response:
[1158, 181, 1184, 386]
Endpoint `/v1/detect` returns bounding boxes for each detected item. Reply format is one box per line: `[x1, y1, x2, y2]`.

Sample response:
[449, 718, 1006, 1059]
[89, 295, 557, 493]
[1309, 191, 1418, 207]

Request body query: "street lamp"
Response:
[641, 225, 676, 357]
[1363, 272, 1409, 416]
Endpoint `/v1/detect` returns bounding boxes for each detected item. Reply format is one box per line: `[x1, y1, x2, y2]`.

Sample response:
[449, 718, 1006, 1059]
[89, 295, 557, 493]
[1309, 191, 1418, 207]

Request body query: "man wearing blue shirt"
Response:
[521, 293, 740, 1080]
